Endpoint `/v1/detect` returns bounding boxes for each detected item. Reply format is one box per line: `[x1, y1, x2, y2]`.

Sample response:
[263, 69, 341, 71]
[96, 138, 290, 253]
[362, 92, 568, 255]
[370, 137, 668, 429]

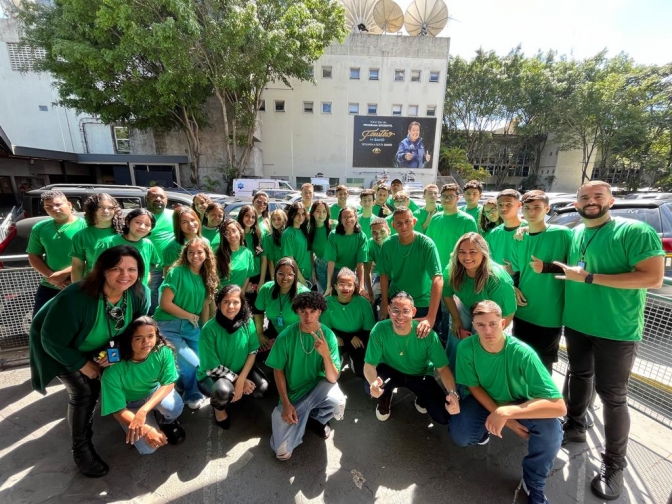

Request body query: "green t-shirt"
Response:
[266, 322, 341, 404]
[485, 222, 527, 267]
[330, 203, 346, 222]
[26, 217, 87, 289]
[442, 262, 516, 318]
[70, 226, 117, 276]
[262, 232, 283, 264]
[147, 209, 174, 257]
[510, 224, 573, 328]
[323, 230, 368, 270]
[456, 334, 562, 405]
[372, 203, 392, 218]
[197, 318, 260, 381]
[379, 233, 442, 308]
[321, 295, 376, 333]
[153, 265, 207, 320]
[458, 205, 483, 227]
[162, 236, 210, 268]
[563, 217, 665, 341]
[219, 247, 255, 288]
[309, 225, 329, 259]
[365, 320, 448, 376]
[244, 228, 266, 277]
[78, 293, 133, 352]
[202, 226, 221, 250]
[254, 281, 310, 333]
[387, 197, 419, 212]
[94, 234, 160, 285]
[101, 346, 178, 415]
[426, 211, 478, 267]
[412, 206, 438, 234]
[281, 227, 312, 279]
[357, 213, 374, 240]
[366, 237, 386, 274]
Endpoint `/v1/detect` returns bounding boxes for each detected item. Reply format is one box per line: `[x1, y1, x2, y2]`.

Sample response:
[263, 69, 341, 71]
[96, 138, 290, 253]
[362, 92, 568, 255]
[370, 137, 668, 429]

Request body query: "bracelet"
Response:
[447, 389, 460, 400]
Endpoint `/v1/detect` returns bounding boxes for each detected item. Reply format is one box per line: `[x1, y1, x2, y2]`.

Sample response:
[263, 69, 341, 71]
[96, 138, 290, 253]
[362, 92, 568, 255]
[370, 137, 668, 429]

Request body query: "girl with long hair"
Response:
[237, 205, 267, 307]
[94, 208, 160, 285]
[215, 218, 255, 292]
[281, 202, 311, 286]
[201, 202, 224, 250]
[261, 208, 287, 283]
[71, 193, 124, 281]
[252, 191, 270, 231]
[198, 285, 268, 429]
[323, 205, 368, 297]
[479, 198, 503, 238]
[192, 193, 213, 225]
[308, 200, 331, 293]
[162, 206, 207, 274]
[101, 316, 185, 453]
[154, 237, 218, 410]
[30, 245, 149, 477]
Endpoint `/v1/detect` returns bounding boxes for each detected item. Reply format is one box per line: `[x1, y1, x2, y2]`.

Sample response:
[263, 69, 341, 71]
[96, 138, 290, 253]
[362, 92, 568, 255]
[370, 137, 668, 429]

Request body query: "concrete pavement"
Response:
[1, 366, 671, 504]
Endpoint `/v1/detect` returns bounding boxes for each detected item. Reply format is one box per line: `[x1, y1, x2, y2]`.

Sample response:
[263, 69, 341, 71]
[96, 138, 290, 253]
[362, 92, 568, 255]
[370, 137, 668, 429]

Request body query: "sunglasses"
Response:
[107, 306, 126, 331]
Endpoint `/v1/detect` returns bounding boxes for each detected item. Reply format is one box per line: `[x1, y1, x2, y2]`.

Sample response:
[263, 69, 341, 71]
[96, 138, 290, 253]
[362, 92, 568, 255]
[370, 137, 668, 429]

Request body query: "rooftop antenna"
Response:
[404, 0, 448, 36]
[372, 0, 404, 34]
[340, 0, 383, 34]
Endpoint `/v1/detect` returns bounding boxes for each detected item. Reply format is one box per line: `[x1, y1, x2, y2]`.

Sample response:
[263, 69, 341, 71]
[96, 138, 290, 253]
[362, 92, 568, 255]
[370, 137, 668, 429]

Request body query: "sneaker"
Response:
[414, 398, 427, 414]
[586, 409, 595, 429]
[521, 480, 550, 504]
[477, 432, 490, 446]
[590, 463, 623, 500]
[307, 417, 331, 439]
[561, 422, 586, 446]
[376, 395, 391, 421]
[159, 420, 186, 445]
[187, 397, 206, 410]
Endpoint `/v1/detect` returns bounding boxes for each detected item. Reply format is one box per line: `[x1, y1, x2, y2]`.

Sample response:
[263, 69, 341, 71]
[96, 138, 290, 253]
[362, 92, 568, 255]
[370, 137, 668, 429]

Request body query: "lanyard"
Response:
[580, 219, 611, 261]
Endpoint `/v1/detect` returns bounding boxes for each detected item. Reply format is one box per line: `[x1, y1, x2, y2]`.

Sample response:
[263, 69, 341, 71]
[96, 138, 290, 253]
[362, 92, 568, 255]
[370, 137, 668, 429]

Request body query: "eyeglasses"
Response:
[390, 308, 413, 316]
[277, 272, 296, 278]
[336, 282, 354, 288]
[484, 209, 498, 215]
[441, 195, 457, 201]
[107, 306, 126, 331]
[255, 201, 268, 206]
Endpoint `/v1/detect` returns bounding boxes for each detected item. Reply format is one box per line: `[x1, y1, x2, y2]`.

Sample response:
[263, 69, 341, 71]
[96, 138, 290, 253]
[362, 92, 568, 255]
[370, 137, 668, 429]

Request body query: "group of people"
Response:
[26, 179, 664, 503]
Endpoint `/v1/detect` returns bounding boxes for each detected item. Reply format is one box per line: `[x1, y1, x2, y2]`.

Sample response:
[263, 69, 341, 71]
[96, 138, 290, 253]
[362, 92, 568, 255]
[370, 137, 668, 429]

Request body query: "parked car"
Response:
[253, 189, 300, 200]
[223, 199, 289, 220]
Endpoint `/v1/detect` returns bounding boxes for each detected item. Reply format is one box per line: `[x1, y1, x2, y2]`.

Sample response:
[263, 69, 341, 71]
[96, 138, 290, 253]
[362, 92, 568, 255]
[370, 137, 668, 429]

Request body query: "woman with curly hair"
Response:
[281, 202, 311, 286]
[192, 193, 213, 225]
[237, 205, 267, 307]
[101, 316, 185, 453]
[479, 198, 503, 238]
[308, 200, 331, 293]
[215, 218, 255, 291]
[71, 193, 124, 281]
[261, 208, 287, 283]
[198, 285, 268, 429]
[154, 237, 218, 410]
[162, 206, 207, 274]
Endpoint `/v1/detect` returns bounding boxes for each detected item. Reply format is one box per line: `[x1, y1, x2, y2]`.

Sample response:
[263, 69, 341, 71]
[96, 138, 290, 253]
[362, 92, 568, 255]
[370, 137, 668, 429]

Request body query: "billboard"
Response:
[352, 116, 439, 169]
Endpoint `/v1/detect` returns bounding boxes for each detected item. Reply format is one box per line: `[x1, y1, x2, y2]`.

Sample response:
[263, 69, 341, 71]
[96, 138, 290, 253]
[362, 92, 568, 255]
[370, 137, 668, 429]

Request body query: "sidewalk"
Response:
[1, 366, 671, 504]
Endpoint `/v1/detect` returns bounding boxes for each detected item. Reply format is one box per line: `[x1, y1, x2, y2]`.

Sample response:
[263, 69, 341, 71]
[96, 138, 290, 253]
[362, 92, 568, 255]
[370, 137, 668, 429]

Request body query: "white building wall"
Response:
[539, 134, 595, 192]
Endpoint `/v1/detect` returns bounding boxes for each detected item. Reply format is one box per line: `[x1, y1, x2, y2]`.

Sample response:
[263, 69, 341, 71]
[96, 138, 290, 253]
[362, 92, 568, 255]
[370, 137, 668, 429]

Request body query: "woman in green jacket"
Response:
[29, 245, 150, 478]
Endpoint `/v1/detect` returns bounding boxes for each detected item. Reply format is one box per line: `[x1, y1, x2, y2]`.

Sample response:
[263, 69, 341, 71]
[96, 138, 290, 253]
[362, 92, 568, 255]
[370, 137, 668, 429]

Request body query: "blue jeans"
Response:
[314, 256, 328, 294]
[157, 319, 204, 403]
[149, 267, 164, 316]
[33, 284, 59, 316]
[443, 296, 473, 377]
[120, 388, 184, 455]
[450, 395, 562, 491]
[270, 379, 345, 458]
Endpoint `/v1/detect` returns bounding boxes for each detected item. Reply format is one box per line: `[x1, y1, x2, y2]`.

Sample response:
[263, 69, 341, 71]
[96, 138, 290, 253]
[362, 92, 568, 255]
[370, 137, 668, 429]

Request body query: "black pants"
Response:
[245, 274, 261, 314]
[333, 328, 369, 378]
[206, 365, 268, 410]
[512, 317, 561, 374]
[33, 284, 60, 317]
[565, 327, 637, 469]
[373, 363, 449, 425]
[58, 370, 101, 453]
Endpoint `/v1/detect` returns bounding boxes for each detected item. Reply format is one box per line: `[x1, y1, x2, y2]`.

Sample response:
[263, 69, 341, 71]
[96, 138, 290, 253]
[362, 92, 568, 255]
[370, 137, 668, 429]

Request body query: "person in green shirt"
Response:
[162, 206, 206, 273]
[479, 198, 503, 239]
[321, 268, 375, 378]
[27, 190, 87, 315]
[357, 188, 375, 239]
[300, 183, 314, 214]
[329, 184, 350, 224]
[324, 206, 368, 297]
[485, 189, 525, 268]
[364, 292, 459, 424]
[458, 180, 484, 226]
[145, 187, 174, 314]
[509, 191, 572, 373]
[154, 238, 219, 411]
[553, 181, 665, 500]
[385, 191, 414, 236]
[94, 208, 161, 285]
[308, 200, 331, 293]
[192, 192, 213, 226]
[426, 183, 478, 266]
[372, 184, 394, 218]
[29, 245, 150, 478]
[252, 191, 271, 232]
[198, 285, 268, 430]
[262, 208, 287, 283]
[101, 316, 185, 454]
[412, 184, 439, 234]
[388, 178, 419, 212]
[215, 218, 255, 293]
[201, 202, 224, 250]
[267, 292, 345, 461]
[71, 193, 123, 281]
[451, 300, 565, 504]
[254, 257, 310, 351]
[364, 217, 390, 318]
[238, 205, 267, 308]
[281, 202, 312, 286]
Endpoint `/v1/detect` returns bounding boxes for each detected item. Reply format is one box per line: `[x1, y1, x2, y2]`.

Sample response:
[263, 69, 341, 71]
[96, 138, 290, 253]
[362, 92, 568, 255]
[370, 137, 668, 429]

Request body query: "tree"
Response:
[439, 146, 488, 182]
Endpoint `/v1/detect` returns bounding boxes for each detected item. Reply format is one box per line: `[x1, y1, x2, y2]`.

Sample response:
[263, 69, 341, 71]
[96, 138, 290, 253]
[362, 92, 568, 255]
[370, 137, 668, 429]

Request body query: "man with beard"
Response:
[145, 187, 174, 314]
[553, 181, 664, 500]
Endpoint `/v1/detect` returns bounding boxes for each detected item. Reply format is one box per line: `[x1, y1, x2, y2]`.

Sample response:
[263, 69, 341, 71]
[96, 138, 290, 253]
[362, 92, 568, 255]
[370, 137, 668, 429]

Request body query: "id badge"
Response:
[107, 347, 121, 363]
[577, 261, 586, 269]
[276, 315, 284, 327]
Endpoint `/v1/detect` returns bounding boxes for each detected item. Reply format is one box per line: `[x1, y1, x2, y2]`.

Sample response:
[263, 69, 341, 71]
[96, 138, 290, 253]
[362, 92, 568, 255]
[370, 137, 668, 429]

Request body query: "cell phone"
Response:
[107, 347, 121, 363]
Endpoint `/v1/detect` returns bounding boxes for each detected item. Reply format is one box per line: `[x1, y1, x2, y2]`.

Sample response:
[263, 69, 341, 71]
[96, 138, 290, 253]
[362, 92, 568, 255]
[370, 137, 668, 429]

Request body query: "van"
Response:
[232, 178, 294, 198]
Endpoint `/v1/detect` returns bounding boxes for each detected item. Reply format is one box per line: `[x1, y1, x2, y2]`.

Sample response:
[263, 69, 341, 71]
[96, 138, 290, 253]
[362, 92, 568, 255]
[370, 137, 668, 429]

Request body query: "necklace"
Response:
[53, 220, 66, 239]
[579, 218, 612, 268]
[394, 334, 412, 356]
[298, 330, 315, 355]
[396, 237, 414, 258]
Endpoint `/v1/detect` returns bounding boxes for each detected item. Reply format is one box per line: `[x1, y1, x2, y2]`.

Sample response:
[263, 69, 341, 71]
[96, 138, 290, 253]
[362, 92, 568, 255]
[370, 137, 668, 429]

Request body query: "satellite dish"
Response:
[372, 0, 404, 34]
[340, 0, 383, 34]
[404, 0, 449, 36]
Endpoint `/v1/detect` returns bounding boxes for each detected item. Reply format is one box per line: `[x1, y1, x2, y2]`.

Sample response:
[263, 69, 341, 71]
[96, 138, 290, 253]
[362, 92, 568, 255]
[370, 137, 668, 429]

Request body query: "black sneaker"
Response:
[376, 394, 391, 421]
[561, 422, 586, 446]
[73, 444, 109, 478]
[307, 417, 331, 439]
[591, 463, 623, 500]
[477, 432, 490, 446]
[160, 420, 186, 445]
[521, 480, 550, 504]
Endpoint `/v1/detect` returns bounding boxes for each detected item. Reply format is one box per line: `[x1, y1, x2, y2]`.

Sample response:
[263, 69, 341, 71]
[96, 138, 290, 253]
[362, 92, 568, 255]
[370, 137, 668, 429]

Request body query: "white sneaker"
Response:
[414, 399, 428, 414]
[187, 397, 206, 410]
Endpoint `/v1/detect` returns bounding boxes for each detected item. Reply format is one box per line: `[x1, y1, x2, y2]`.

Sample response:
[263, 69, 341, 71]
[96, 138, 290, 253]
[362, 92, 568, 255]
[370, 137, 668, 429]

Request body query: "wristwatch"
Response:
[585, 273, 594, 284]
[447, 389, 460, 400]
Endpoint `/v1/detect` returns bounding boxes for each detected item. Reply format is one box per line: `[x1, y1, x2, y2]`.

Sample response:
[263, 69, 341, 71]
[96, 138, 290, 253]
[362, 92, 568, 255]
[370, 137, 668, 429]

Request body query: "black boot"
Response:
[73, 443, 109, 478]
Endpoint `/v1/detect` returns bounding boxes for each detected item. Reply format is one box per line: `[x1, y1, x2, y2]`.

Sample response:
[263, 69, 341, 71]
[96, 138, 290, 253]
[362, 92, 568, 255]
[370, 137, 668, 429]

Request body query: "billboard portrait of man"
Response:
[395, 121, 430, 169]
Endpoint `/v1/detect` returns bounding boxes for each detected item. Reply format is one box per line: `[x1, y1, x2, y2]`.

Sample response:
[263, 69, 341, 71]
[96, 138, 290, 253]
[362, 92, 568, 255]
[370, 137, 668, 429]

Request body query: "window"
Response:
[322, 102, 332, 114]
[392, 104, 402, 116]
[408, 105, 419, 116]
[429, 71, 440, 82]
[259, 100, 266, 112]
[38, 105, 48, 112]
[369, 68, 379, 80]
[113, 126, 131, 153]
[303, 101, 314, 113]
[322, 66, 332, 78]
[394, 69, 405, 82]
[346, 178, 365, 185]
[426, 106, 436, 117]
[367, 103, 378, 115]
[350, 67, 360, 79]
[348, 103, 359, 114]
[274, 100, 285, 112]
[6, 42, 46, 72]
[411, 70, 421, 82]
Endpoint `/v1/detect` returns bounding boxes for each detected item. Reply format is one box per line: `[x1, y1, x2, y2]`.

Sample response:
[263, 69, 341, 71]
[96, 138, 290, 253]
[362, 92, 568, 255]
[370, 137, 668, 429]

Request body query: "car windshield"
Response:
[549, 207, 663, 232]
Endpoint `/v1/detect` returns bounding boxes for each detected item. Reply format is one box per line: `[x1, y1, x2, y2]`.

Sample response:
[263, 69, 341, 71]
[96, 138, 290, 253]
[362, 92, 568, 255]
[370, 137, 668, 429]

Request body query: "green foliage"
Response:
[438, 146, 488, 182]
